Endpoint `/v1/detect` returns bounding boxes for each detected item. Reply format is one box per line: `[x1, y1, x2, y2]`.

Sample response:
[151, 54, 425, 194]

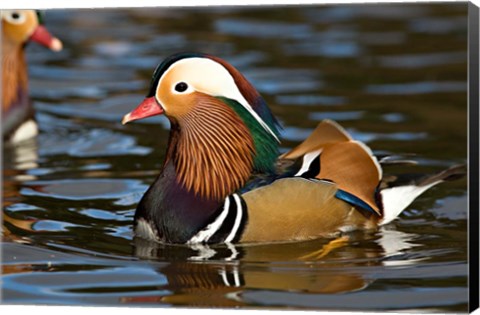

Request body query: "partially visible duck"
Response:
[122, 52, 465, 245]
[2, 10, 62, 143]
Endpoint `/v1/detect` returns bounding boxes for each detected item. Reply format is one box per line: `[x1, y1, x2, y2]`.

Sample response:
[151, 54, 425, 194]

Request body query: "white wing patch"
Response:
[294, 149, 322, 176]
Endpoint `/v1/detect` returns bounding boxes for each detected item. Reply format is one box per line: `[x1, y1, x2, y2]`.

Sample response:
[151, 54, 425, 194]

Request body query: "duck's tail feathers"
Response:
[378, 164, 466, 225]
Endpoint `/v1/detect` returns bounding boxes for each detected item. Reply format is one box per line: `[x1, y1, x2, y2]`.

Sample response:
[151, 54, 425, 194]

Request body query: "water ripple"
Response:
[20, 179, 147, 201]
[276, 94, 346, 106]
[38, 128, 152, 157]
[378, 51, 466, 68]
[215, 18, 314, 39]
[365, 81, 466, 95]
[309, 111, 363, 121]
[409, 17, 467, 34]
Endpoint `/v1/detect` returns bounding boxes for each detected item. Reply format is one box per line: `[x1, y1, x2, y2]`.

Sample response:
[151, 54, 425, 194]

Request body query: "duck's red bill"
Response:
[122, 97, 164, 125]
[30, 25, 63, 51]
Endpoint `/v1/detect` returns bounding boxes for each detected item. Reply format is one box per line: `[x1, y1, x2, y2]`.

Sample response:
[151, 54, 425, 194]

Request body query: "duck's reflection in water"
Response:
[125, 228, 418, 307]
[3, 138, 40, 243]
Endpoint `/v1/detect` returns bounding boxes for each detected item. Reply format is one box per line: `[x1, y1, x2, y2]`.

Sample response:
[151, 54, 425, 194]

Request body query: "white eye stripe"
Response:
[158, 57, 280, 142]
[2, 11, 27, 24]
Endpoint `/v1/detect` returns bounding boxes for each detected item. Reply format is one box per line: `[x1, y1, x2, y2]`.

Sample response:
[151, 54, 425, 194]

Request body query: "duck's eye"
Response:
[174, 82, 189, 93]
[4, 11, 26, 24]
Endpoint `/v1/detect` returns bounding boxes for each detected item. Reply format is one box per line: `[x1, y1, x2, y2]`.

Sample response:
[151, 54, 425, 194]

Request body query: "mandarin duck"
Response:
[122, 52, 465, 245]
[2, 10, 62, 143]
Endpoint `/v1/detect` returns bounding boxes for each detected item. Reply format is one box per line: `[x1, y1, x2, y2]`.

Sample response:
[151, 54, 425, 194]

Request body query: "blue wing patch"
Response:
[335, 189, 378, 215]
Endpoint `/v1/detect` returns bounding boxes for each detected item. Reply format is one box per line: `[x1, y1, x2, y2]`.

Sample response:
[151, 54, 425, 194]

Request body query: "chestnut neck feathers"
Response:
[2, 40, 29, 114]
[2, 37, 32, 138]
[166, 93, 279, 201]
[169, 93, 256, 201]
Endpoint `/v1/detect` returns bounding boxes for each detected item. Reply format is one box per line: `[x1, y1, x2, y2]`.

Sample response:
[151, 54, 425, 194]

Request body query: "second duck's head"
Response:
[1, 10, 62, 51]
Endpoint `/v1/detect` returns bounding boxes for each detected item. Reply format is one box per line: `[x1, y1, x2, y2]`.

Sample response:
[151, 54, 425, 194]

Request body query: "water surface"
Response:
[2, 3, 469, 311]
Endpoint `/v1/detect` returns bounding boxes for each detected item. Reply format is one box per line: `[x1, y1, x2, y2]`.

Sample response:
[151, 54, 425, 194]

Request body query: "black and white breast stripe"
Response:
[187, 194, 248, 244]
